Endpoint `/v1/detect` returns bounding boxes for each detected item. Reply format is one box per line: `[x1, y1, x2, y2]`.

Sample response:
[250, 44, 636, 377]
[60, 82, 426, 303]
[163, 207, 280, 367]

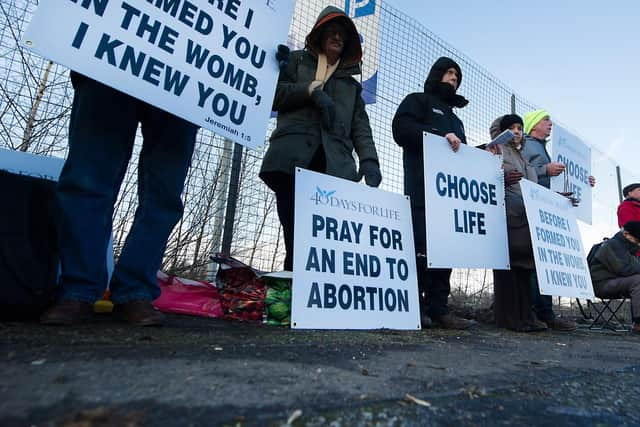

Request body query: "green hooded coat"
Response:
[260, 6, 379, 182]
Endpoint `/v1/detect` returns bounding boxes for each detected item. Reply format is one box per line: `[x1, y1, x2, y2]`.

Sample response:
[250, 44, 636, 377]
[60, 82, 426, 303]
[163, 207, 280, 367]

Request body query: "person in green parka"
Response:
[260, 6, 382, 271]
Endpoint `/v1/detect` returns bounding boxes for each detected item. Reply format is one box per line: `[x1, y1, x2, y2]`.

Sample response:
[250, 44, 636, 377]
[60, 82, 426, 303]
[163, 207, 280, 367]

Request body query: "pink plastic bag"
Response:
[153, 271, 224, 318]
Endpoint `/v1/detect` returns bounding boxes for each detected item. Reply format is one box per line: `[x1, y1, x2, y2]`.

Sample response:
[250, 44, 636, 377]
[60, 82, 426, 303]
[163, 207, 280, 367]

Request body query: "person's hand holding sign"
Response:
[546, 161, 565, 177]
[558, 191, 580, 207]
[358, 160, 382, 187]
[275, 44, 290, 71]
[485, 144, 502, 155]
[504, 170, 524, 186]
[445, 132, 461, 152]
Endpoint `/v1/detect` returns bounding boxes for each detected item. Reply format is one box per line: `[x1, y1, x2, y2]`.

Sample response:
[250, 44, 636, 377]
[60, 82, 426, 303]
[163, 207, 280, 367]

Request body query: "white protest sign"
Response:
[22, 0, 294, 149]
[292, 168, 420, 330]
[0, 148, 64, 181]
[520, 179, 595, 298]
[550, 125, 593, 224]
[423, 133, 509, 269]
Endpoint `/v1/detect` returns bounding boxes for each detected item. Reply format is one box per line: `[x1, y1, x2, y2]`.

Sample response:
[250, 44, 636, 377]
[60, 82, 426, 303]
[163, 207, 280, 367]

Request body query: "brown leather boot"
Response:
[631, 323, 640, 334]
[420, 313, 433, 329]
[515, 320, 548, 333]
[527, 313, 549, 331]
[431, 313, 476, 330]
[112, 300, 165, 326]
[544, 317, 577, 332]
[40, 300, 94, 325]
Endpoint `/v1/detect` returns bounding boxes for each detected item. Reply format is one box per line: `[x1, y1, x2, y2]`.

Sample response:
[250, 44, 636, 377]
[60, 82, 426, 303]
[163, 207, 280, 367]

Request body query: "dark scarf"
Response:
[432, 81, 469, 108]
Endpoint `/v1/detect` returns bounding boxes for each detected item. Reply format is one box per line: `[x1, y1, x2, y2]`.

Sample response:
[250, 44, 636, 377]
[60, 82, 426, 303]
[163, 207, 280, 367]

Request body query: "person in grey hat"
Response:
[589, 221, 640, 334]
[486, 114, 547, 332]
[618, 183, 640, 228]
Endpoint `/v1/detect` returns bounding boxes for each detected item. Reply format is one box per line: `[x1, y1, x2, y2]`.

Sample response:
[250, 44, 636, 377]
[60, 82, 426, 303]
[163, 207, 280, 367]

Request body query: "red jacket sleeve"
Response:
[617, 201, 639, 228]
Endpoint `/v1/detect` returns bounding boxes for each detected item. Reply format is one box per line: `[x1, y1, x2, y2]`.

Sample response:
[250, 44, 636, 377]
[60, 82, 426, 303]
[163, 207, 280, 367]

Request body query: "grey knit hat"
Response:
[623, 183, 640, 198]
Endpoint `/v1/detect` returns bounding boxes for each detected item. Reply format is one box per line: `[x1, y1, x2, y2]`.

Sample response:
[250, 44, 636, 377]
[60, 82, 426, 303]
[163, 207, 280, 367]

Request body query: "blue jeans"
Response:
[56, 73, 198, 304]
[530, 272, 555, 321]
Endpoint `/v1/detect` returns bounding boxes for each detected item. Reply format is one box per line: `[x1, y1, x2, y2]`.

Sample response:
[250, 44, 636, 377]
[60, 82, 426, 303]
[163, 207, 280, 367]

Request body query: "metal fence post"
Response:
[221, 142, 244, 255]
[206, 138, 233, 281]
[616, 165, 623, 203]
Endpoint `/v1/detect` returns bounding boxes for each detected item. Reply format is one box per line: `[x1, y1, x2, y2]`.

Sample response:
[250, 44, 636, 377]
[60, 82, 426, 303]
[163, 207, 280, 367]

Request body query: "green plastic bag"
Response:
[261, 272, 292, 326]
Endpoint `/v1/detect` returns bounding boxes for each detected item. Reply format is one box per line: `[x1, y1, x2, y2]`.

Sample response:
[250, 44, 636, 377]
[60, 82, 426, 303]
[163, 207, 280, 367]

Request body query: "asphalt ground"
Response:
[1, 315, 638, 426]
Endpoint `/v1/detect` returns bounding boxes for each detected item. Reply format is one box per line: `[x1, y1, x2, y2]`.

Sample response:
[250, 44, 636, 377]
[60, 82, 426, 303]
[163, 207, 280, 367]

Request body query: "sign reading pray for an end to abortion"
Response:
[292, 168, 421, 330]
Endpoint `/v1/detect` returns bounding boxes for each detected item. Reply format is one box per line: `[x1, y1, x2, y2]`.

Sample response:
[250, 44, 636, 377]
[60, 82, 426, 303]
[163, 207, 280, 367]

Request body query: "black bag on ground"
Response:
[0, 170, 59, 319]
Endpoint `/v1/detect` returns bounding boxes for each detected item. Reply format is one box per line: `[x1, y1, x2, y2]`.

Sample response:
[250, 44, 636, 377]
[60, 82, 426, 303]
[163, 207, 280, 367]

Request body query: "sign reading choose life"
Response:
[423, 133, 509, 269]
[22, 0, 294, 149]
[292, 168, 421, 330]
[549, 125, 593, 224]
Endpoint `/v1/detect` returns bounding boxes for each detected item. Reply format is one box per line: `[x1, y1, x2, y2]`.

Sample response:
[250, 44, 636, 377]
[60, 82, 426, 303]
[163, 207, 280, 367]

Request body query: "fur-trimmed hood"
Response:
[305, 6, 362, 69]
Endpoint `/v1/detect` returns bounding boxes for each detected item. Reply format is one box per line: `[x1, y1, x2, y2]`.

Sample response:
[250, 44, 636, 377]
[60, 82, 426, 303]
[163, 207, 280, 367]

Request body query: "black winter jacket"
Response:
[590, 231, 640, 286]
[392, 57, 468, 208]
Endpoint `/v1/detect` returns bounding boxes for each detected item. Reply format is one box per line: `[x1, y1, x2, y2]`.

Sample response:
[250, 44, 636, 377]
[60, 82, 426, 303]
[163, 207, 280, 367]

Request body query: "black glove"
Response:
[358, 160, 382, 187]
[275, 44, 290, 71]
[558, 192, 580, 207]
[310, 89, 336, 130]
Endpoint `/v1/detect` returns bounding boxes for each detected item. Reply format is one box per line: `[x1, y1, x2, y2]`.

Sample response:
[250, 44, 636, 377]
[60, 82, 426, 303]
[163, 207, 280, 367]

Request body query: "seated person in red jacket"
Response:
[617, 183, 640, 228]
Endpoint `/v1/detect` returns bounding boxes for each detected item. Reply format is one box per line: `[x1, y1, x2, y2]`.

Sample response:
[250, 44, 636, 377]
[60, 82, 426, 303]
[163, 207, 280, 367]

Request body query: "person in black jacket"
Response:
[589, 221, 640, 334]
[392, 57, 474, 330]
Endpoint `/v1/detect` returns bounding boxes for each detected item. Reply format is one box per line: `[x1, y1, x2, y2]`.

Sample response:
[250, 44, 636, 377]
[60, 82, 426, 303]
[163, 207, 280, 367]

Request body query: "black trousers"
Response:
[493, 267, 536, 330]
[412, 206, 451, 317]
[261, 148, 326, 271]
[531, 273, 555, 321]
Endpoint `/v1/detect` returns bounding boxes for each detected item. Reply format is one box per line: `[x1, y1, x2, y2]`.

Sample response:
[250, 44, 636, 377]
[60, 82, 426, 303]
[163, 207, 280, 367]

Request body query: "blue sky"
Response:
[398, 0, 639, 174]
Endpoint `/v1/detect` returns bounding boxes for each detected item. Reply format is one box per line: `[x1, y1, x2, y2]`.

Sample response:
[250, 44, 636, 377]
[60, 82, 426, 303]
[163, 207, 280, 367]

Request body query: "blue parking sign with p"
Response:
[346, 0, 376, 18]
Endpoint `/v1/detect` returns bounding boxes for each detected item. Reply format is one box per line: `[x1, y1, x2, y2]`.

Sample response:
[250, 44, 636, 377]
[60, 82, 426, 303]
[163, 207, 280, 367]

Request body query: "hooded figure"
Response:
[391, 57, 473, 330]
[260, 6, 381, 271]
[422, 57, 468, 109]
[392, 57, 468, 213]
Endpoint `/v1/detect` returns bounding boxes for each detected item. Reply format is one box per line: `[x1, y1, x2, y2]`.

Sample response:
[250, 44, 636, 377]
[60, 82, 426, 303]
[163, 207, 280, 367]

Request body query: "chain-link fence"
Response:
[1, 0, 636, 310]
